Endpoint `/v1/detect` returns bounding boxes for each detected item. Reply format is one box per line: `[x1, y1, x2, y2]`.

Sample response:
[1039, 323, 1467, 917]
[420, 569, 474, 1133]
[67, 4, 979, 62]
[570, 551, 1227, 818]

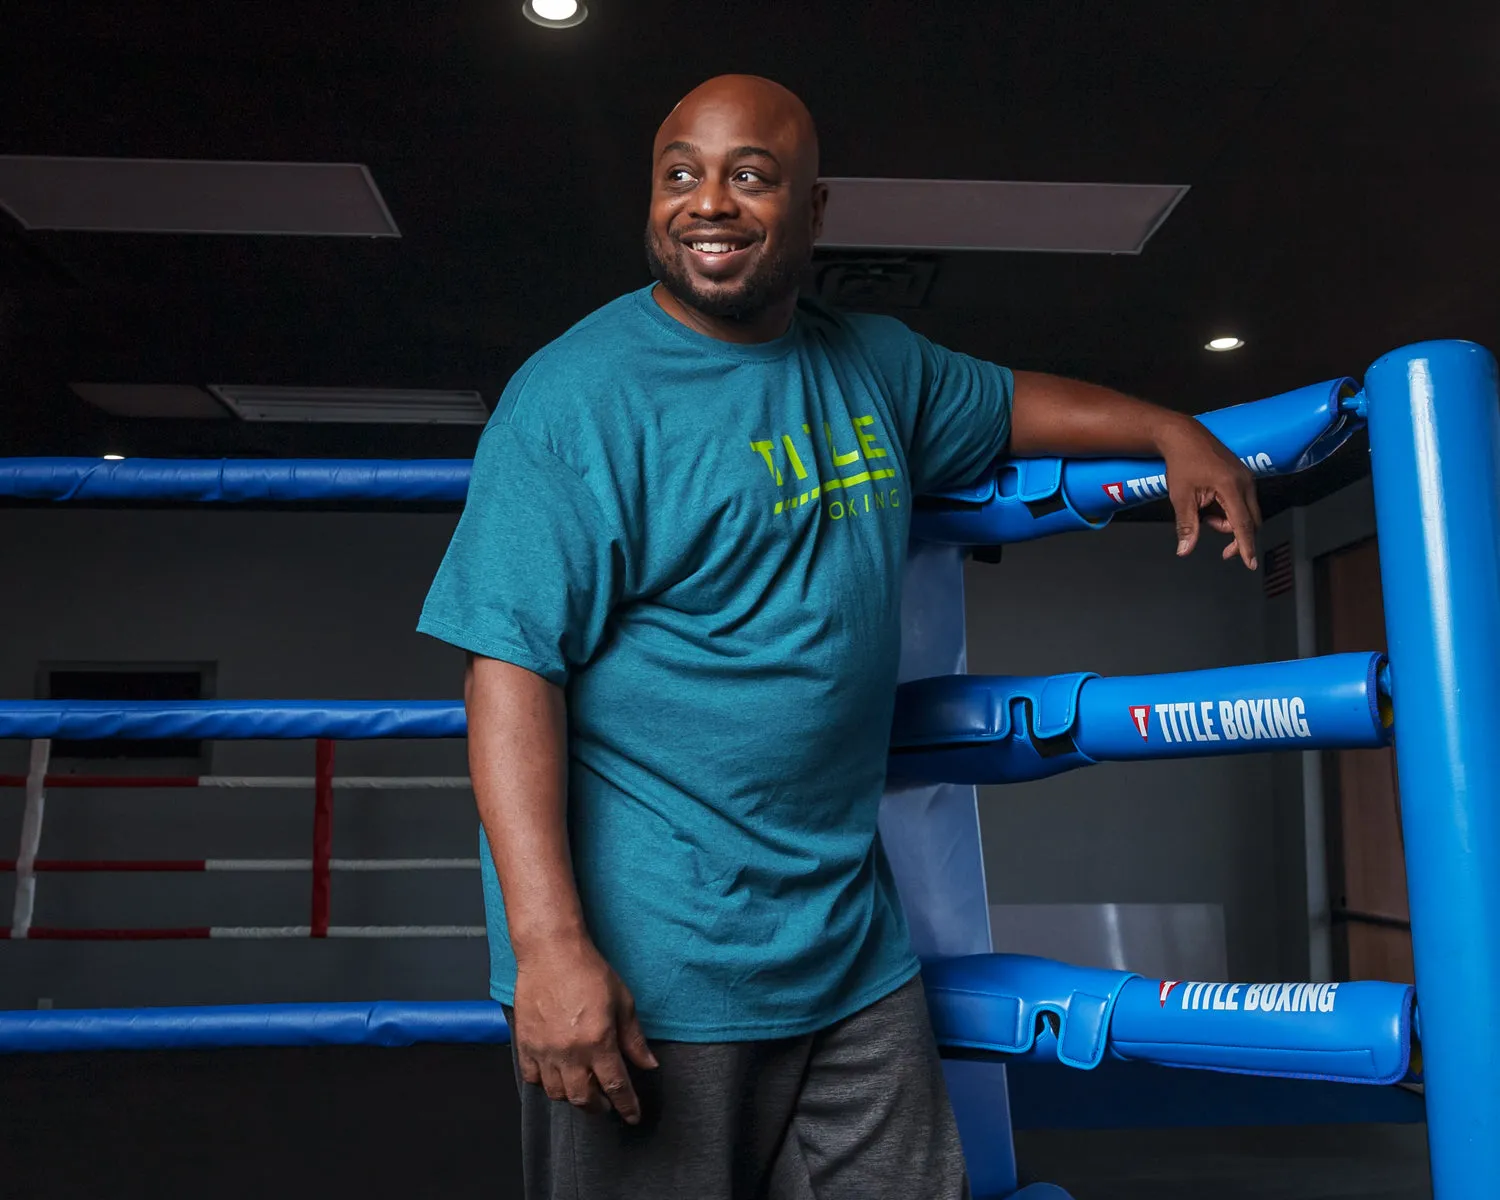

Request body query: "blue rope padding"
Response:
[0, 459, 472, 502]
[0, 700, 466, 740]
[0, 1001, 509, 1053]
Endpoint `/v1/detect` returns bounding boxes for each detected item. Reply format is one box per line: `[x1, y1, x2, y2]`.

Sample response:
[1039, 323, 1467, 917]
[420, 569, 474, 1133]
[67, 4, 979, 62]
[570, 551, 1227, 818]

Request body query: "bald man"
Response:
[420, 75, 1260, 1199]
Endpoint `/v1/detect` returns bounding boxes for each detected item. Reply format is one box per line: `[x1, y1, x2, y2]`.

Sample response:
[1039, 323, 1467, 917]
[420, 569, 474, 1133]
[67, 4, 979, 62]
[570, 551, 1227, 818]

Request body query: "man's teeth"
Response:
[691, 242, 741, 253]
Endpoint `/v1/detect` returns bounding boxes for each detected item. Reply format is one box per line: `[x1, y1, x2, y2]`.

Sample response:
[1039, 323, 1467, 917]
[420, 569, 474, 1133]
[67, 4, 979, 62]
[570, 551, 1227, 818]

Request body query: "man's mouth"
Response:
[678, 233, 756, 271]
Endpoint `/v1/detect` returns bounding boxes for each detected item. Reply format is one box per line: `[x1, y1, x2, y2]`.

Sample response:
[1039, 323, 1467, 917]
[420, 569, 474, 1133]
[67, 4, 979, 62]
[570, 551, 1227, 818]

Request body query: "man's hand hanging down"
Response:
[466, 654, 658, 1125]
[513, 932, 657, 1122]
[1153, 417, 1262, 570]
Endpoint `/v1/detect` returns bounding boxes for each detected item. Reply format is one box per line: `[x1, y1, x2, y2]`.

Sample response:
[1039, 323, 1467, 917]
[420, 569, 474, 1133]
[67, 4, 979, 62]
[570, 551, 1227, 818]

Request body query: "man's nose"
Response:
[690, 173, 740, 221]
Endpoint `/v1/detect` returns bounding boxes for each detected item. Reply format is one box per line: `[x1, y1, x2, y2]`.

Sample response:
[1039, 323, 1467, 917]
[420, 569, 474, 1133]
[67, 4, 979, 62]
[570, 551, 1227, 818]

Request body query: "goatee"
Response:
[644, 225, 805, 323]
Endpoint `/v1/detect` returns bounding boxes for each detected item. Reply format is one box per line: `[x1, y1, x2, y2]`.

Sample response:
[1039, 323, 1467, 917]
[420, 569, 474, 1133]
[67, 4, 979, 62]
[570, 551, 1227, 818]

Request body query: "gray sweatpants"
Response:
[504, 975, 971, 1200]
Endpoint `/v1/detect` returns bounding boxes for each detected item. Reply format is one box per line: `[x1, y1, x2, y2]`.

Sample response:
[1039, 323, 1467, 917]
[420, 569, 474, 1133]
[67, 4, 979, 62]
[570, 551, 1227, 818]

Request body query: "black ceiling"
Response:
[2, 0, 1498, 514]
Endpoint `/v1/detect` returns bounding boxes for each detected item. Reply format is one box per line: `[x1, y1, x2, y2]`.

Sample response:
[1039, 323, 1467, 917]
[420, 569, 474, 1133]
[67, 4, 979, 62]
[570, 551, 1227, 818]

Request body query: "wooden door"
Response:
[1316, 537, 1414, 983]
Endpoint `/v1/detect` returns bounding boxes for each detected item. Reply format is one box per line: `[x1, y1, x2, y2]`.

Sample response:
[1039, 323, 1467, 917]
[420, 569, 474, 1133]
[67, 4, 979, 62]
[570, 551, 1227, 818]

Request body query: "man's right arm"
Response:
[465, 653, 657, 1124]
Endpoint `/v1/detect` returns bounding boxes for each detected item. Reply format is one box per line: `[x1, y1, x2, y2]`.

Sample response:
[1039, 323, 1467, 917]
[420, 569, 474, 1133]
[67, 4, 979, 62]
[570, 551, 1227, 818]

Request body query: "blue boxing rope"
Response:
[0, 700, 465, 740]
[0, 1001, 510, 1053]
[0, 458, 472, 503]
[0, 377, 1361, 512]
[0, 966, 1418, 1087]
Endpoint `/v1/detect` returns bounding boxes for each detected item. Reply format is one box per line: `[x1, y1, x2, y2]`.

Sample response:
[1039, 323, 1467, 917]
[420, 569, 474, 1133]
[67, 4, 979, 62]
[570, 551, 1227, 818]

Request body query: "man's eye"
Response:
[734, 170, 764, 184]
[667, 169, 694, 184]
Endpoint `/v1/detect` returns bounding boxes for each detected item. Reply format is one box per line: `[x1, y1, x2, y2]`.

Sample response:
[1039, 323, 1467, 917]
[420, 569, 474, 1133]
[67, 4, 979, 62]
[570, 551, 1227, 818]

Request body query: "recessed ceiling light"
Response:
[1205, 336, 1245, 352]
[102, 454, 125, 461]
[523, 0, 588, 28]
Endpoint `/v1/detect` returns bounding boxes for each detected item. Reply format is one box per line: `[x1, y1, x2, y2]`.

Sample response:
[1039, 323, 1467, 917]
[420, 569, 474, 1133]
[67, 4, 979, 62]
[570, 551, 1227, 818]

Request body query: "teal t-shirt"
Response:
[418, 285, 1012, 1041]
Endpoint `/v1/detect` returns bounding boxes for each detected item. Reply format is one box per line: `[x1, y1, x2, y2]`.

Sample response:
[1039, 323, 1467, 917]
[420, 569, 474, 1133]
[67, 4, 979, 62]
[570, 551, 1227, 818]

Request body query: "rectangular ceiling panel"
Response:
[209, 385, 488, 424]
[0, 157, 400, 236]
[817, 179, 1188, 254]
[71, 383, 229, 419]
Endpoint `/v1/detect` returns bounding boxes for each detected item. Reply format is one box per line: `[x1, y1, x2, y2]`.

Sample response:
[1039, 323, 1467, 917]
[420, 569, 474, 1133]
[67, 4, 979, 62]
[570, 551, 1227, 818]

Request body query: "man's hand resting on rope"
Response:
[1010, 370, 1263, 569]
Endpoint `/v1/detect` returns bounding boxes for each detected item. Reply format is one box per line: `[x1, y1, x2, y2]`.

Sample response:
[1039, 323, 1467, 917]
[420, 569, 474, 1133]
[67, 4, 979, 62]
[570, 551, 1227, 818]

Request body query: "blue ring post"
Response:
[1365, 340, 1500, 1198]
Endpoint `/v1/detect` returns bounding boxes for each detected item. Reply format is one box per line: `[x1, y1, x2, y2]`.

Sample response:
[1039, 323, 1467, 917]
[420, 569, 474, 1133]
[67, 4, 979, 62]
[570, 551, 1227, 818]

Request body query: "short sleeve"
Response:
[416, 422, 625, 685]
[850, 315, 1014, 495]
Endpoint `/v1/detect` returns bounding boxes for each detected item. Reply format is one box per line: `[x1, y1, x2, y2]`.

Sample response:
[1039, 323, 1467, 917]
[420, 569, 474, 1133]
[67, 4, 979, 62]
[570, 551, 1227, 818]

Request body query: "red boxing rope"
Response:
[311, 739, 334, 939]
[0, 734, 483, 941]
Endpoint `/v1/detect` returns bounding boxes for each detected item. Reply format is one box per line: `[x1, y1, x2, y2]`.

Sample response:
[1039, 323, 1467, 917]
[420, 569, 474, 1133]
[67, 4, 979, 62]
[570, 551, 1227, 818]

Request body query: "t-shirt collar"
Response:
[633, 285, 802, 362]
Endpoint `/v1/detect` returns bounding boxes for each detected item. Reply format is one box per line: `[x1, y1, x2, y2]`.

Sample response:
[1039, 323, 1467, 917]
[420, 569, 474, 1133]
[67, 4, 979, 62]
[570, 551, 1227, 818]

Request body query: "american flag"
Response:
[1262, 542, 1295, 598]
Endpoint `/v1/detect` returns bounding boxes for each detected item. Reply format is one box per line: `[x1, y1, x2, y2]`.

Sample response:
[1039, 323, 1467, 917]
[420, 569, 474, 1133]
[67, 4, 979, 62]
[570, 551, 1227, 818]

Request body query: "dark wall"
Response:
[1, 507, 1290, 1007]
[964, 524, 1287, 979]
[0, 508, 484, 1008]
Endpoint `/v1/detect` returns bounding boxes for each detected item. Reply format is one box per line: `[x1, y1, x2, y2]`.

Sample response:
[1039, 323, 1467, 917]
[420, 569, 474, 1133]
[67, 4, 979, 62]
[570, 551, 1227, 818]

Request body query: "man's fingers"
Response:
[618, 1002, 659, 1071]
[1218, 489, 1258, 569]
[518, 1048, 544, 1088]
[592, 1051, 644, 1125]
[1170, 482, 1257, 567]
[562, 1063, 609, 1115]
[1217, 502, 1244, 560]
[1170, 485, 1201, 557]
[539, 1062, 568, 1104]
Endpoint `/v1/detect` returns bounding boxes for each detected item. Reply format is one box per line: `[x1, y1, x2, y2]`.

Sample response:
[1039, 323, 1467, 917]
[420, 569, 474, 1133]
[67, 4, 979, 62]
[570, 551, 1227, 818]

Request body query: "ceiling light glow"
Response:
[1205, 336, 1245, 352]
[103, 454, 125, 460]
[523, 0, 588, 27]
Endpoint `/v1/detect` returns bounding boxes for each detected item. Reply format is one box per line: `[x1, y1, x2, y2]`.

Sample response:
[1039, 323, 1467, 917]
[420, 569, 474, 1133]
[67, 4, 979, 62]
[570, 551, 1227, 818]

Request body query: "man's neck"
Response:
[651, 284, 796, 345]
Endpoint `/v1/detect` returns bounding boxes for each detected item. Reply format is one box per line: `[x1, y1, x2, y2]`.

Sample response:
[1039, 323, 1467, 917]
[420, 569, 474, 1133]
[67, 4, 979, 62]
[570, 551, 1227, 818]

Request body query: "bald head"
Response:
[655, 75, 820, 188]
[645, 76, 827, 339]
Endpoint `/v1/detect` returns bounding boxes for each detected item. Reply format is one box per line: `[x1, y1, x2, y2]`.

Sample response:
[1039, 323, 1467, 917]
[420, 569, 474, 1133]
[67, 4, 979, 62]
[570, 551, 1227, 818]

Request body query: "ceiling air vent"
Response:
[809, 256, 937, 308]
[209, 386, 488, 425]
[817, 179, 1188, 255]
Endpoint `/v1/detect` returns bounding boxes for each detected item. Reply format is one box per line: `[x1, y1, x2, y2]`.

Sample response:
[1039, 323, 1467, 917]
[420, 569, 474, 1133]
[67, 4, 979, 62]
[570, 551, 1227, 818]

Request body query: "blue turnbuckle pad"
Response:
[888, 653, 1389, 785]
[924, 953, 1137, 1070]
[1108, 975, 1416, 1085]
[924, 955, 1417, 1086]
[1072, 652, 1389, 761]
[889, 673, 1097, 785]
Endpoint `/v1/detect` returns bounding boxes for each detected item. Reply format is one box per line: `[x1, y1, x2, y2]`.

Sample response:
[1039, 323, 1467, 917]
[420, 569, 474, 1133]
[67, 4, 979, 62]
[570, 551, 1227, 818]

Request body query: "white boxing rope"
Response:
[328, 858, 479, 871]
[10, 739, 51, 939]
[197, 776, 472, 790]
[208, 925, 485, 939]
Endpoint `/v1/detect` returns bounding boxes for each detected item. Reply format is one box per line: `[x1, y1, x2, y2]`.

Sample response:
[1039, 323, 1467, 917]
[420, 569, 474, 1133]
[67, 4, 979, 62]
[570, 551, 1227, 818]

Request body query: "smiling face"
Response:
[644, 76, 827, 337]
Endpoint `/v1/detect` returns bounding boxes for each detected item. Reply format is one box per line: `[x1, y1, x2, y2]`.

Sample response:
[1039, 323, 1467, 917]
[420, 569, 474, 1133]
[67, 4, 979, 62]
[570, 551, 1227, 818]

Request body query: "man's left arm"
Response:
[1009, 371, 1263, 570]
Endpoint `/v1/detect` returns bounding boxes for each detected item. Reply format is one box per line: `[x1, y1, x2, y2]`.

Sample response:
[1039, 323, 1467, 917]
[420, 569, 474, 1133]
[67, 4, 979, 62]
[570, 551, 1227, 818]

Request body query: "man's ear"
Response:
[809, 180, 830, 242]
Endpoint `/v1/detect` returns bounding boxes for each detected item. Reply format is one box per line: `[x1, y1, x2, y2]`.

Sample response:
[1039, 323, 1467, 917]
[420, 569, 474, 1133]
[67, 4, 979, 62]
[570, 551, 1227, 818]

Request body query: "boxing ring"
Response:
[1, 338, 1496, 1200]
